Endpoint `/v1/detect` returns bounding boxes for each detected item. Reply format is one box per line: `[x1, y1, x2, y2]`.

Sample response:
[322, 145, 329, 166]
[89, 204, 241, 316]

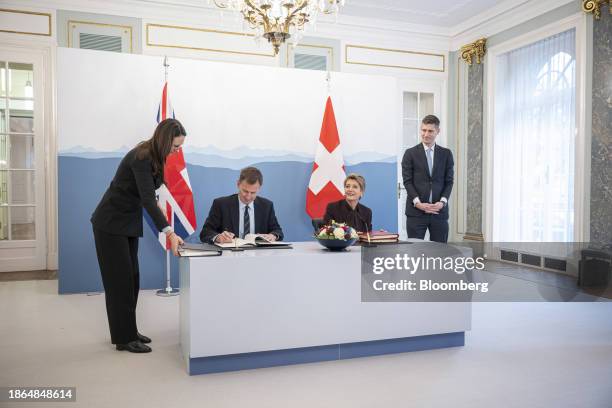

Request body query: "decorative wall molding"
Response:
[582, 0, 612, 19]
[146, 23, 276, 58]
[345, 45, 445, 72]
[460, 38, 487, 65]
[453, 55, 468, 239]
[0, 8, 52, 36]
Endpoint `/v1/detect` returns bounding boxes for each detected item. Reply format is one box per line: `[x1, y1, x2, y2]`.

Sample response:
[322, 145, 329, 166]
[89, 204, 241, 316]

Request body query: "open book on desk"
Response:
[214, 234, 292, 249]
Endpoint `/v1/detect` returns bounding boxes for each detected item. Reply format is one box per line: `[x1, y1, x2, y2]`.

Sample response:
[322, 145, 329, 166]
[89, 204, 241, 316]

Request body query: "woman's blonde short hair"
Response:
[344, 173, 366, 192]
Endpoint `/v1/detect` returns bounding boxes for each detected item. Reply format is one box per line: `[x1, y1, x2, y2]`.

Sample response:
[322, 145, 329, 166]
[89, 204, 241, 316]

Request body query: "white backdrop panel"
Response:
[57, 47, 398, 156]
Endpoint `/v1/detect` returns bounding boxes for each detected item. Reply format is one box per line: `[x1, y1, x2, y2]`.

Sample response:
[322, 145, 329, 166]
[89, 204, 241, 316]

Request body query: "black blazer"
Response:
[91, 147, 170, 237]
[199, 194, 284, 244]
[323, 199, 372, 232]
[401, 143, 454, 219]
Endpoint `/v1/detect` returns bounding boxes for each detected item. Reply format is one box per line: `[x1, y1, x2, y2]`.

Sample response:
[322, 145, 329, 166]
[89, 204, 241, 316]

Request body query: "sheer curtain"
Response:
[493, 29, 576, 242]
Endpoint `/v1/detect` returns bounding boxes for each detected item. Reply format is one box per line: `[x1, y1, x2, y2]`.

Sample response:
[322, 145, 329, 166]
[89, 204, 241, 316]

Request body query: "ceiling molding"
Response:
[340, 0, 475, 19]
[7, 0, 577, 52]
[450, 0, 576, 50]
[332, 13, 452, 37]
[450, 0, 532, 36]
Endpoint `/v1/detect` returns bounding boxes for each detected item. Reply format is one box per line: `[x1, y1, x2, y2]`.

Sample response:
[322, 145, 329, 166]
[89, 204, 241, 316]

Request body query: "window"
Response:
[0, 62, 36, 240]
[402, 92, 434, 148]
[492, 29, 576, 242]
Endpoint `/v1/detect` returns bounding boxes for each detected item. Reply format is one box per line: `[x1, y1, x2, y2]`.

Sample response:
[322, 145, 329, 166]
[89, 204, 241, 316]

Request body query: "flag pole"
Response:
[156, 55, 179, 297]
[156, 249, 178, 296]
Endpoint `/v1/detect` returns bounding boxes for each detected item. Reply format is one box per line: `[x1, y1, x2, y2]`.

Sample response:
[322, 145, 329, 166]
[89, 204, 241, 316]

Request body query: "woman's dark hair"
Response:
[136, 118, 186, 179]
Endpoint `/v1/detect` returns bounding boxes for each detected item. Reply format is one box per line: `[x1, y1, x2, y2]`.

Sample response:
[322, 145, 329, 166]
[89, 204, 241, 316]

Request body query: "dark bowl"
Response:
[315, 237, 358, 251]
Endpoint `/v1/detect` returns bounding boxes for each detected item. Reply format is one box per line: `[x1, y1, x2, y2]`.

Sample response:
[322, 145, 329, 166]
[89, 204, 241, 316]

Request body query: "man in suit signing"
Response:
[199, 166, 284, 244]
[401, 115, 454, 243]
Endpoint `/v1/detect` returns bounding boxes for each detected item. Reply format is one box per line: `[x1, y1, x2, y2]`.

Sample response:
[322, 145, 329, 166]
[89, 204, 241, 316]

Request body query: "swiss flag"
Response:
[306, 96, 346, 219]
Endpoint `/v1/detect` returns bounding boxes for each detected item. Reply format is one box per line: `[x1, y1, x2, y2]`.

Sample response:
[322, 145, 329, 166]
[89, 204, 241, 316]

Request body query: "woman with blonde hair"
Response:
[323, 173, 372, 232]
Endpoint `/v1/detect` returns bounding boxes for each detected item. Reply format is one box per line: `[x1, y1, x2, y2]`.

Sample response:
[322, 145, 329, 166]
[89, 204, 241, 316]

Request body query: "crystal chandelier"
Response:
[212, 0, 346, 55]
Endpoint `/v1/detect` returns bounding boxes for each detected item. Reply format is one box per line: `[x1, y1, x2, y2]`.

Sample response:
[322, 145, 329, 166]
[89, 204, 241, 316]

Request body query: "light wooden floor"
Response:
[1, 272, 611, 407]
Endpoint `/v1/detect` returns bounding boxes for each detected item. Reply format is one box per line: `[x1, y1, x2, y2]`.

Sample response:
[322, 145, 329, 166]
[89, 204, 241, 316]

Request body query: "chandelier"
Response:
[211, 0, 346, 55]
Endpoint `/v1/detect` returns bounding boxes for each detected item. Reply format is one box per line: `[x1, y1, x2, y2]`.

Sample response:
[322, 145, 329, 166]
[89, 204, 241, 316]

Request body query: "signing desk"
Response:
[179, 242, 471, 375]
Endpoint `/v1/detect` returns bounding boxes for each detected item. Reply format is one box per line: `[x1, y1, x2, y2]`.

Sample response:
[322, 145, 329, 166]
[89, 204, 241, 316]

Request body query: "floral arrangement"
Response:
[316, 221, 359, 241]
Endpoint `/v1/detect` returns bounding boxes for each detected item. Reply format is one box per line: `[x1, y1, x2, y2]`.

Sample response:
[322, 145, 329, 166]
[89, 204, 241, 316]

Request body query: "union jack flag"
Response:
[145, 82, 197, 249]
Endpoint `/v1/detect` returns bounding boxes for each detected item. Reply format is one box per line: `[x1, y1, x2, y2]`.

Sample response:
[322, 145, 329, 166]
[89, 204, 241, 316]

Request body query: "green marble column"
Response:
[465, 62, 484, 240]
[590, 3, 612, 245]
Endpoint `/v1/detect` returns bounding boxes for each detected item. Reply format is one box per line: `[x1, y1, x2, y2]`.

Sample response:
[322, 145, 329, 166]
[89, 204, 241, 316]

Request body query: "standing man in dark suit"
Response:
[199, 166, 284, 244]
[401, 115, 454, 243]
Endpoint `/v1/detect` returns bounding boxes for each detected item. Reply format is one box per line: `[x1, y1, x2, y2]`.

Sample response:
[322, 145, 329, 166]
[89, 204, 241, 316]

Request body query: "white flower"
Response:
[350, 229, 358, 239]
[333, 228, 345, 239]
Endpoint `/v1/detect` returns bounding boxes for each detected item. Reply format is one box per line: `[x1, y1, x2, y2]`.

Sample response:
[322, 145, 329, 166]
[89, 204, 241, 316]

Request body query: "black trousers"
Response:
[406, 214, 449, 243]
[93, 227, 140, 344]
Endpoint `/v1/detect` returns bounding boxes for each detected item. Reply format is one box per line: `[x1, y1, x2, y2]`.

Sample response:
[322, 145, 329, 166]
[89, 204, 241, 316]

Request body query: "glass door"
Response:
[397, 84, 441, 240]
[0, 51, 46, 272]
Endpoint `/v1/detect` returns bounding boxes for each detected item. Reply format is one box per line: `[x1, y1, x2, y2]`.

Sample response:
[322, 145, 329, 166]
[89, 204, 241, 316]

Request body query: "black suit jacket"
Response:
[401, 143, 454, 219]
[91, 147, 169, 237]
[199, 194, 284, 244]
[323, 200, 372, 232]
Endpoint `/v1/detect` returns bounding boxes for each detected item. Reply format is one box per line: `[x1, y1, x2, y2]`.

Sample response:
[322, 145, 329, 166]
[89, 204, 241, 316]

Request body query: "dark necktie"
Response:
[426, 148, 433, 202]
[243, 205, 250, 238]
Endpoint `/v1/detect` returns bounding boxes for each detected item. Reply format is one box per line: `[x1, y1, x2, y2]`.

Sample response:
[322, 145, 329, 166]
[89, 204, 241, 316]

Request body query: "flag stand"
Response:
[153, 55, 189, 298]
[156, 249, 179, 297]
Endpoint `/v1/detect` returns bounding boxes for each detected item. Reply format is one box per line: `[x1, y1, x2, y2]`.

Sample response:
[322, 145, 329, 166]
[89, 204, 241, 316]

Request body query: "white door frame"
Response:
[0, 39, 56, 272]
[396, 78, 445, 240]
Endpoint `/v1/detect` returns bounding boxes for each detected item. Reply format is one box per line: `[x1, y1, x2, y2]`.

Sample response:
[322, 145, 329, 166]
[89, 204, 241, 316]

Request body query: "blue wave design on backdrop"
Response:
[59, 147, 396, 169]
[58, 156, 398, 294]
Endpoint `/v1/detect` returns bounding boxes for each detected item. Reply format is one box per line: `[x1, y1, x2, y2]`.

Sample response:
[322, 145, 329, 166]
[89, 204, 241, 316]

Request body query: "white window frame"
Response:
[484, 13, 588, 243]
